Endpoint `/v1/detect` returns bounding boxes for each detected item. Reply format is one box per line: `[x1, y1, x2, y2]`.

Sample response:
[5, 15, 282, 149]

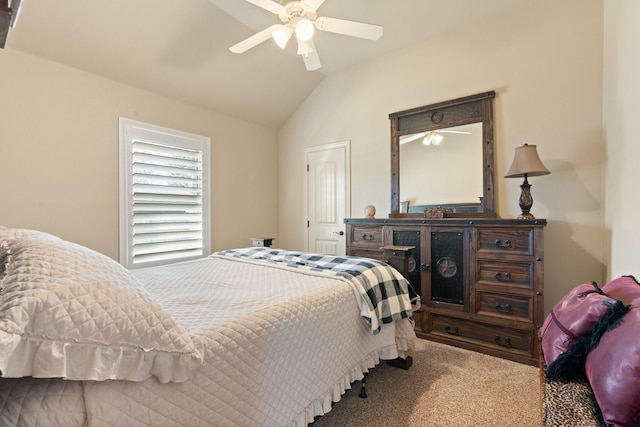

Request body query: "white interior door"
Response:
[306, 141, 350, 255]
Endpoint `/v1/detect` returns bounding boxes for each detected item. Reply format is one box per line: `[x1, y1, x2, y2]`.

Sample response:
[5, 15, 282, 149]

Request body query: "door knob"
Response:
[333, 231, 345, 236]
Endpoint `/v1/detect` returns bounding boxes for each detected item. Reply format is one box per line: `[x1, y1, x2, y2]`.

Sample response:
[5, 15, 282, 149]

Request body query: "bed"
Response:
[0, 228, 418, 427]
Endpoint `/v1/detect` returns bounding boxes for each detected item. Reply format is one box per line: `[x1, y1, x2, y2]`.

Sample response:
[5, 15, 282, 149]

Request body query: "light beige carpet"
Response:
[312, 339, 541, 427]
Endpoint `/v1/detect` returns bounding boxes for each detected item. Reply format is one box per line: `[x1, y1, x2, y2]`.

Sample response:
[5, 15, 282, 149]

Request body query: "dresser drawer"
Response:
[349, 225, 383, 247]
[476, 290, 533, 323]
[476, 228, 533, 256]
[429, 314, 533, 354]
[348, 249, 384, 261]
[476, 260, 534, 289]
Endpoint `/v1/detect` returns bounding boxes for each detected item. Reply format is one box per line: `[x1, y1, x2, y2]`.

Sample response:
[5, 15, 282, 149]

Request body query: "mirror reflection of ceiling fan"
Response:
[399, 129, 472, 146]
[229, 0, 383, 71]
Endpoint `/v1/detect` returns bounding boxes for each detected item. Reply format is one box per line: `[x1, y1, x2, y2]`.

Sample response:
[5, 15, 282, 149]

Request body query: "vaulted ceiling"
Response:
[7, 0, 537, 128]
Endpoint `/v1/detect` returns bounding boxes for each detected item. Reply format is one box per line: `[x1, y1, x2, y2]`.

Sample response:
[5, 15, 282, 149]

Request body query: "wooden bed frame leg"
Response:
[386, 355, 413, 370]
[358, 356, 413, 399]
[359, 373, 368, 398]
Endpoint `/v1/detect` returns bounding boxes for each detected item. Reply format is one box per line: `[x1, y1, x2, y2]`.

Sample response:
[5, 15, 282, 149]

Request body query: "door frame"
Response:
[304, 140, 351, 253]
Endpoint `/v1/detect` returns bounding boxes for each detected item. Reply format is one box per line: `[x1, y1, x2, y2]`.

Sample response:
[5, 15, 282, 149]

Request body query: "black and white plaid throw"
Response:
[213, 247, 419, 334]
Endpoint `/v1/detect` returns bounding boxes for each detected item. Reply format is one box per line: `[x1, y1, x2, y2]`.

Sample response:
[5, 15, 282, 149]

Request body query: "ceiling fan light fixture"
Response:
[423, 132, 443, 146]
[295, 18, 315, 41]
[296, 37, 314, 56]
[230, 0, 384, 71]
[272, 26, 293, 49]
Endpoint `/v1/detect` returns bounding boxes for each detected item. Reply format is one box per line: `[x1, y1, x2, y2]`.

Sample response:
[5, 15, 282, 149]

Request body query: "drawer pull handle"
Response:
[494, 272, 512, 282]
[494, 302, 512, 313]
[495, 335, 512, 348]
[362, 234, 374, 241]
[445, 326, 459, 335]
[494, 239, 512, 249]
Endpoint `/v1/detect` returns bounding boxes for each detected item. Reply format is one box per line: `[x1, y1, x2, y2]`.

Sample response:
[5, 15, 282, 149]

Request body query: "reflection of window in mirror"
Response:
[399, 123, 483, 212]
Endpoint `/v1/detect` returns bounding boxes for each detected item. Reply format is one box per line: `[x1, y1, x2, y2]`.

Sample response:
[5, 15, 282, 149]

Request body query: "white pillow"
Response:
[0, 229, 202, 383]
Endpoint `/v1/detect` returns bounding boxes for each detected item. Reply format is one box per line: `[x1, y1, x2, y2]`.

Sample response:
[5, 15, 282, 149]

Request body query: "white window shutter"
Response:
[119, 118, 211, 268]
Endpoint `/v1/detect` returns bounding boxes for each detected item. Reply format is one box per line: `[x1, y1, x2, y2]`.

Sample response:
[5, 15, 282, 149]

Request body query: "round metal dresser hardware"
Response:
[436, 257, 458, 278]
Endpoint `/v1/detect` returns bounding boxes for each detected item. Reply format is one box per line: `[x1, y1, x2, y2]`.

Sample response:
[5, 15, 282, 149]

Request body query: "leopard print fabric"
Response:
[541, 363, 605, 426]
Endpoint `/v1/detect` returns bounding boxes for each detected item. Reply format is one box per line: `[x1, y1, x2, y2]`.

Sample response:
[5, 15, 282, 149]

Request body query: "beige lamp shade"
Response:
[505, 144, 550, 178]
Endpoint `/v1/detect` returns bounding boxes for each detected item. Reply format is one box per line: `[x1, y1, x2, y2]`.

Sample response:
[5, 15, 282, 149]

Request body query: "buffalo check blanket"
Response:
[213, 247, 419, 334]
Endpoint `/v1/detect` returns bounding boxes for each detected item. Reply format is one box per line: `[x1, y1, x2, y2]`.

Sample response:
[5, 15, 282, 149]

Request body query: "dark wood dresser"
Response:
[345, 217, 546, 366]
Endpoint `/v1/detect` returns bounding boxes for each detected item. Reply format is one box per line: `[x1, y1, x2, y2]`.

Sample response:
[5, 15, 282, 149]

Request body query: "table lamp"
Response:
[505, 144, 550, 219]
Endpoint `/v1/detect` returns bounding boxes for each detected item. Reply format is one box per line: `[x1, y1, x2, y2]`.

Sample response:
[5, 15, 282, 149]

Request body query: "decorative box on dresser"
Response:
[345, 217, 545, 366]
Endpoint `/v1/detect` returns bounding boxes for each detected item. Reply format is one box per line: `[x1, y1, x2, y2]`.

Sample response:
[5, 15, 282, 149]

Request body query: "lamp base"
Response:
[517, 212, 535, 220]
[517, 177, 535, 220]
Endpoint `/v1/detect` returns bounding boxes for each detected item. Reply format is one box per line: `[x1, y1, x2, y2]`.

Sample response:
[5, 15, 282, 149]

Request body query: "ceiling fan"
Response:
[229, 0, 383, 71]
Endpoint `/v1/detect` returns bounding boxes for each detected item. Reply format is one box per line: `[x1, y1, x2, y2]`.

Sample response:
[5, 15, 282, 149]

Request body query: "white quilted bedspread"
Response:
[1, 254, 416, 427]
[0, 228, 200, 383]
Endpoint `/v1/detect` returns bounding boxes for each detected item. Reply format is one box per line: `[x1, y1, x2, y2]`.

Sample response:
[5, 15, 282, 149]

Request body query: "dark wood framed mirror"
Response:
[389, 91, 496, 218]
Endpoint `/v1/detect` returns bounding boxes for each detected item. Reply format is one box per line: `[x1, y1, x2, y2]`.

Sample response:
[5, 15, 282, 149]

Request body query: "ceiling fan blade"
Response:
[298, 38, 321, 71]
[315, 16, 383, 41]
[244, 0, 286, 15]
[229, 24, 285, 54]
[302, 0, 326, 11]
[440, 130, 472, 134]
[399, 133, 426, 145]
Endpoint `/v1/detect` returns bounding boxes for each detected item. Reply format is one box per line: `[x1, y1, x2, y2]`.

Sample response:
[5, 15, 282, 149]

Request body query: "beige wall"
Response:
[0, 49, 279, 260]
[603, 0, 640, 279]
[279, 0, 605, 314]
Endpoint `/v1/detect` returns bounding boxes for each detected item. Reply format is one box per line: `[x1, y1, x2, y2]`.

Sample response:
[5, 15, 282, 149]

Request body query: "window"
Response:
[119, 118, 210, 269]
